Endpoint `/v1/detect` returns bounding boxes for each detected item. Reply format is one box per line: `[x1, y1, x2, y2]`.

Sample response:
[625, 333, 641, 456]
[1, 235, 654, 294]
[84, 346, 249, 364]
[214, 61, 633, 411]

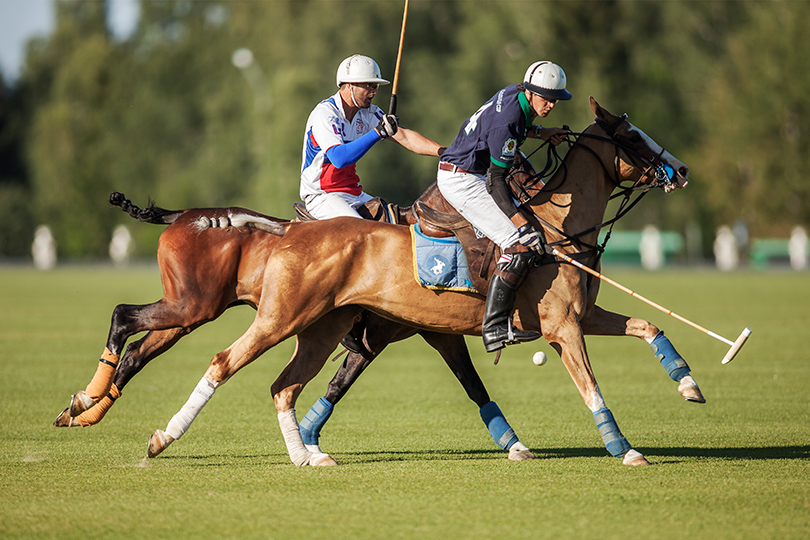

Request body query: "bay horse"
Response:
[145, 97, 698, 466]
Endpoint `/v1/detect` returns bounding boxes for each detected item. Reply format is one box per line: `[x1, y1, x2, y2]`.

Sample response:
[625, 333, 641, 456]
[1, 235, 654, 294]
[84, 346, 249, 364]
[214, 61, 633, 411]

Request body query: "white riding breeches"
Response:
[437, 168, 519, 250]
[303, 190, 374, 220]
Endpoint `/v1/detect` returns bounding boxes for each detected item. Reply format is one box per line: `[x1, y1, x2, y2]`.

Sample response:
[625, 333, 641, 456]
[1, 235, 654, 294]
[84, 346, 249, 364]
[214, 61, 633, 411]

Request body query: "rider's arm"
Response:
[486, 160, 527, 228]
[324, 129, 382, 169]
[391, 127, 445, 157]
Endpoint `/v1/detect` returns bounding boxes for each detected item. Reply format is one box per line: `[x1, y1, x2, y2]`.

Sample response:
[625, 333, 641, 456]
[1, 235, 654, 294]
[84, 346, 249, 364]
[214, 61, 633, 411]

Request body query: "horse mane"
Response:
[109, 192, 184, 225]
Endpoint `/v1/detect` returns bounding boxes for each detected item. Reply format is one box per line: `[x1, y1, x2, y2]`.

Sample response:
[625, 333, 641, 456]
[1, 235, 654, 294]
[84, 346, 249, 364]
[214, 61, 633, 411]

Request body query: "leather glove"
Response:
[517, 224, 546, 253]
[375, 114, 398, 138]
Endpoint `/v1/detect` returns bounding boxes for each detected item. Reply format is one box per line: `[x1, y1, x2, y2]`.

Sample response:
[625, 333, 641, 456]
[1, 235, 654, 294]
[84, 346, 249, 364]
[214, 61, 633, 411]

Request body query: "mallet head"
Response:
[721, 327, 752, 365]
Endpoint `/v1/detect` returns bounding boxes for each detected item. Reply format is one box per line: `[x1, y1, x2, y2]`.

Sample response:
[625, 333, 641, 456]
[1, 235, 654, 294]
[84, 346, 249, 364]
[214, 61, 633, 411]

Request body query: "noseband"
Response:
[594, 115, 677, 191]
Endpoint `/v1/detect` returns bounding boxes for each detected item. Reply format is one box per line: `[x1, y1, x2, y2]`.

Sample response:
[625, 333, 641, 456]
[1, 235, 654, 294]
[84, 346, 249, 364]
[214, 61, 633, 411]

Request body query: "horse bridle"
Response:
[593, 115, 677, 190]
[507, 113, 677, 260]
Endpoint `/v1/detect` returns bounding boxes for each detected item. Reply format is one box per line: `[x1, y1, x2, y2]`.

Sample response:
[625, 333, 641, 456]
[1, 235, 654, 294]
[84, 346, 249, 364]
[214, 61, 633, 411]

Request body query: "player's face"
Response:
[352, 83, 378, 108]
[529, 93, 556, 118]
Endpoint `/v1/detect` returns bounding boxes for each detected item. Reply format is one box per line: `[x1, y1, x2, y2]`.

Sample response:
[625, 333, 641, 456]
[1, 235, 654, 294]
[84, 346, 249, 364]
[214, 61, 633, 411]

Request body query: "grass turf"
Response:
[0, 265, 808, 539]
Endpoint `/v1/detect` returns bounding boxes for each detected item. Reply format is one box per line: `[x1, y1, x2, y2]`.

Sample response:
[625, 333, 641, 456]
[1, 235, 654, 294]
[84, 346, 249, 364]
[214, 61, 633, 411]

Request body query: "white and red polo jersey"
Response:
[300, 91, 384, 199]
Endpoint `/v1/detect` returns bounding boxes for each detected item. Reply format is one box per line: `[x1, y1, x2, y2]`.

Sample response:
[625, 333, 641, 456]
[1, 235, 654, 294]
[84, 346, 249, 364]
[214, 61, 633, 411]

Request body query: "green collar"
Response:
[517, 91, 534, 127]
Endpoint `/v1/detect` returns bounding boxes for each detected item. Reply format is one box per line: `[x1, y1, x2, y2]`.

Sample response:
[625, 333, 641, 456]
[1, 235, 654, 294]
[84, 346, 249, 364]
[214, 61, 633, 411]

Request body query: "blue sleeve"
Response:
[325, 129, 382, 169]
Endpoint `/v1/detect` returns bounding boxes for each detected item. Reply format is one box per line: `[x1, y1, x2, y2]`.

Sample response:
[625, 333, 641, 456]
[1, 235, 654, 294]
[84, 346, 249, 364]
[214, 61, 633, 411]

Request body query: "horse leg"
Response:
[55, 301, 178, 427]
[298, 314, 417, 453]
[59, 328, 191, 427]
[146, 306, 302, 459]
[418, 331, 535, 461]
[545, 320, 650, 466]
[271, 308, 360, 466]
[581, 305, 705, 403]
[55, 298, 234, 428]
[147, 306, 357, 465]
[300, 315, 534, 460]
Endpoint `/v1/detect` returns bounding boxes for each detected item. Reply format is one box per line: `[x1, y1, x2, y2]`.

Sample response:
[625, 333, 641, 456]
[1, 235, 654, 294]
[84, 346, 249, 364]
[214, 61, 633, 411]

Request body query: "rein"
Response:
[507, 116, 671, 259]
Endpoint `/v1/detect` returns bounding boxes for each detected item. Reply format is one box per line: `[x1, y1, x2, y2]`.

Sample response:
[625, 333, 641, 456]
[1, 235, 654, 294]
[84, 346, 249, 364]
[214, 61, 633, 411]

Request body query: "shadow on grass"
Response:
[345, 445, 810, 464]
[636, 445, 810, 462]
[147, 445, 809, 466]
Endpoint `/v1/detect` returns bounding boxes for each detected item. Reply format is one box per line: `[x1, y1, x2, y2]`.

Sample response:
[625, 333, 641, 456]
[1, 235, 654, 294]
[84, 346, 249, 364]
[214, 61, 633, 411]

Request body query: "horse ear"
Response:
[590, 96, 601, 117]
[590, 96, 619, 124]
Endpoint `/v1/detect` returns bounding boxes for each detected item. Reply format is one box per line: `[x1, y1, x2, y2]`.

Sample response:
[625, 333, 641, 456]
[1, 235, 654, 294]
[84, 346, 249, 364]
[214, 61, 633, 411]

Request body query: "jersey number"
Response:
[464, 102, 493, 136]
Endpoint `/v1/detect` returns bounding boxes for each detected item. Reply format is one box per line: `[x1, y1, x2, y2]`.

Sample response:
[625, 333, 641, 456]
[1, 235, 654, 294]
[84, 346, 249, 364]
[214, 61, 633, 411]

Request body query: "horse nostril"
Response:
[679, 166, 689, 178]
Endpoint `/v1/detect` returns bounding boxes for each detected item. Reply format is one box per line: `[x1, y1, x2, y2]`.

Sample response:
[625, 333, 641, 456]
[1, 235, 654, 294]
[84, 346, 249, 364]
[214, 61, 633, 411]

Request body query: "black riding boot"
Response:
[340, 311, 375, 360]
[482, 251, 541, 353]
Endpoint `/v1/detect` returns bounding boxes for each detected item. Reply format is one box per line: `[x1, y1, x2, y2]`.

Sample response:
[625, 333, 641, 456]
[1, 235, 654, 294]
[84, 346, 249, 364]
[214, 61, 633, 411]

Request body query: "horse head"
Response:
[589, 96, 689, 193]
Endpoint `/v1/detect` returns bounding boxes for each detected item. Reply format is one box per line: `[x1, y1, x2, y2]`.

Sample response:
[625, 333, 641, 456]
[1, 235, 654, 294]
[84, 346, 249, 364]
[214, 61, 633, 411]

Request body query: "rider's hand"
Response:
[517, 224, 545, 253]
[539, 126, 568, 146]
[375, 114, 398, 139]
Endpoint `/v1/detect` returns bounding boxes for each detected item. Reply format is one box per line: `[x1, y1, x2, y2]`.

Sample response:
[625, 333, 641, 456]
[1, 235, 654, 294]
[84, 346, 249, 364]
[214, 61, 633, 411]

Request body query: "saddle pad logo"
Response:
[430, 257, 447, 276]
[411, 224, 476, 293]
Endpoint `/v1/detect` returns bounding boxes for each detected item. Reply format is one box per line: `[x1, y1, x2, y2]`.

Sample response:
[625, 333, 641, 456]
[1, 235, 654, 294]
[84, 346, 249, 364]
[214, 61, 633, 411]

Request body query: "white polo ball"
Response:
[532, 351, 547, 366]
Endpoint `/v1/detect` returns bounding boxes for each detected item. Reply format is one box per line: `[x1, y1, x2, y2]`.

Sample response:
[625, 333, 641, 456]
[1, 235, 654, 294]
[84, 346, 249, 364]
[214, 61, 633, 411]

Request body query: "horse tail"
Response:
[109, 192, 184, 225]
[193, 212, 288, 237]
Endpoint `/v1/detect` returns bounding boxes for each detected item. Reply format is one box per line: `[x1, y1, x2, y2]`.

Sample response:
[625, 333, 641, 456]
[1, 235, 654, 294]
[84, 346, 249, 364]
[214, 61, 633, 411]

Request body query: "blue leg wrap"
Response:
[593, 407, 632, 458]
[650, 331, 691, 382]
[479, 401, 519, 450]
[299, 397, 334, 446]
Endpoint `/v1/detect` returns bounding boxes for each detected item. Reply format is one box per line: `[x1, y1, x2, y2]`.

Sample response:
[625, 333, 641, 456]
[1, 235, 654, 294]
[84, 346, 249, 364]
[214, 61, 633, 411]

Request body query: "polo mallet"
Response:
[388, 0, 410, 116]
[551, 247, 752, 364]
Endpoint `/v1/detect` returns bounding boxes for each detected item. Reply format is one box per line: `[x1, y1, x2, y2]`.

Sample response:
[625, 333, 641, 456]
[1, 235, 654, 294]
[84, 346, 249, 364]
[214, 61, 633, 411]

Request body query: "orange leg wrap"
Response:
[84, 348, 120, 402]
[76, 384, 121, 427]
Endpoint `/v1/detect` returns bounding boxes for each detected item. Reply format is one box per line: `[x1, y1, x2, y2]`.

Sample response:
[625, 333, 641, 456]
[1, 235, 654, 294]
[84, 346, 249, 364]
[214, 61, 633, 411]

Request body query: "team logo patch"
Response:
[502, 138, 517, 157]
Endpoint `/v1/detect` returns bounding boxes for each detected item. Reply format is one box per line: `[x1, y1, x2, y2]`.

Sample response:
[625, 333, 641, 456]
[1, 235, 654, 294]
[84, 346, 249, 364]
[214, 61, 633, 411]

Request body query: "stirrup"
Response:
[484, 320, 541, 353]
[340, 334, 365, 355]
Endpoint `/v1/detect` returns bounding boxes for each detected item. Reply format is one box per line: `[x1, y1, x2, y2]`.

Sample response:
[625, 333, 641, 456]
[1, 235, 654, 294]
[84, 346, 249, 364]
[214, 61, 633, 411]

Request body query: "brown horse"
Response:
[54, 188, 538, 459]
[145, 97, 698, 466]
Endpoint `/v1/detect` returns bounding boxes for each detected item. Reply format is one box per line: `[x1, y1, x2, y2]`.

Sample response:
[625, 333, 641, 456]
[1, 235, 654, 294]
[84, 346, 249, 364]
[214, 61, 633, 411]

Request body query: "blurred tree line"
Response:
[0, 0, 808, 259]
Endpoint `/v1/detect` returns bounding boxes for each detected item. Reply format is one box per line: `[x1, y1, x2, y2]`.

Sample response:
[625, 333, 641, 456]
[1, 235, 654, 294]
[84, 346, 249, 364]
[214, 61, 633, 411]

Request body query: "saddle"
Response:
[293, 198, 400, 224]
[293, 199, 499, 295]
[413, 202, 499, 295]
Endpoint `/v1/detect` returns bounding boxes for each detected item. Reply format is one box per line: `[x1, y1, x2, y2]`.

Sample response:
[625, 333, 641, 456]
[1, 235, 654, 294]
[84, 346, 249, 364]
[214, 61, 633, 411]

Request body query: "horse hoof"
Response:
[304, 444, 324, 454]
[69, 391, 97, 417]
[508, 447, 536, 461]
[678, 376, 706, 403]
[53, 407, 79, 427]
[622, 449, 651, 466]
[147, 429, 175, 458]
[308, 452, 338, 466]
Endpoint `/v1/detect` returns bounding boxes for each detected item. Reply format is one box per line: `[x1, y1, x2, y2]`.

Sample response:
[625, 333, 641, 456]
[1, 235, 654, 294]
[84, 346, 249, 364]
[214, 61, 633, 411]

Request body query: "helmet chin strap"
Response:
[349, 84, 361, 109]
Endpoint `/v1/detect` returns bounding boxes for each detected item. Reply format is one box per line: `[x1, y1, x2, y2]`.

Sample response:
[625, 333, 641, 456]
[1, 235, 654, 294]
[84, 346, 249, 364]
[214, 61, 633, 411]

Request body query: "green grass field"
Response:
[1, 265, 808, 539]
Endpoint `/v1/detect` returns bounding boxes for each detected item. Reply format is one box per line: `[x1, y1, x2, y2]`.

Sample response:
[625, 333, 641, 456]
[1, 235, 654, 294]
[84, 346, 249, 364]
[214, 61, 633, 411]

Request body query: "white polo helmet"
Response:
[523, 61, 572, 101]
[336, 54, 391, 87]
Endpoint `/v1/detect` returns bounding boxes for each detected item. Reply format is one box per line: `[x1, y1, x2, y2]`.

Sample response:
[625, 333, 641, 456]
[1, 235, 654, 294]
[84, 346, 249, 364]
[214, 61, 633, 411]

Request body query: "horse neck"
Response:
[525, 134, 616, 247]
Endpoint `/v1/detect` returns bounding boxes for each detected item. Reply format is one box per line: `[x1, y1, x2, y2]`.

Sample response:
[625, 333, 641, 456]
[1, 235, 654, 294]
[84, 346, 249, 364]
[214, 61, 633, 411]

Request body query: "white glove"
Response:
[375, 114, 398, 138]
[517, 224, 545, 253]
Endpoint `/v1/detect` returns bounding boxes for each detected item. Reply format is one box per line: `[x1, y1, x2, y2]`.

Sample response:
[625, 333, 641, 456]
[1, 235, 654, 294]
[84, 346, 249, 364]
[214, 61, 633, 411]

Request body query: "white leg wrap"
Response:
[509, 441, 530, 453]
[278, 409, 313, 466]
[165, 377, 216, 440]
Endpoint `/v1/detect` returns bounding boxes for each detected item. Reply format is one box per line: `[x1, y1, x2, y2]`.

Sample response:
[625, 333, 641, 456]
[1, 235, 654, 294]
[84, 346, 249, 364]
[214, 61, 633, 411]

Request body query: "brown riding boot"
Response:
[482, 252, 540, 353]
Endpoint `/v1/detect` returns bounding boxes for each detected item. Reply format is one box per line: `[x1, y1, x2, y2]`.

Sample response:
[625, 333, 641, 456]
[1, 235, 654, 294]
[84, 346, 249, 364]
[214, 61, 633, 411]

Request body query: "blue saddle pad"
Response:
[411, 223, 476, 293]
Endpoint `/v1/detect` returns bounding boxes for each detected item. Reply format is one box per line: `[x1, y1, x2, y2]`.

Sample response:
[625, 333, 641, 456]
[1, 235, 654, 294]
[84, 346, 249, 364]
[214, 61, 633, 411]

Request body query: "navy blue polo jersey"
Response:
[441, 84, 534, 174]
